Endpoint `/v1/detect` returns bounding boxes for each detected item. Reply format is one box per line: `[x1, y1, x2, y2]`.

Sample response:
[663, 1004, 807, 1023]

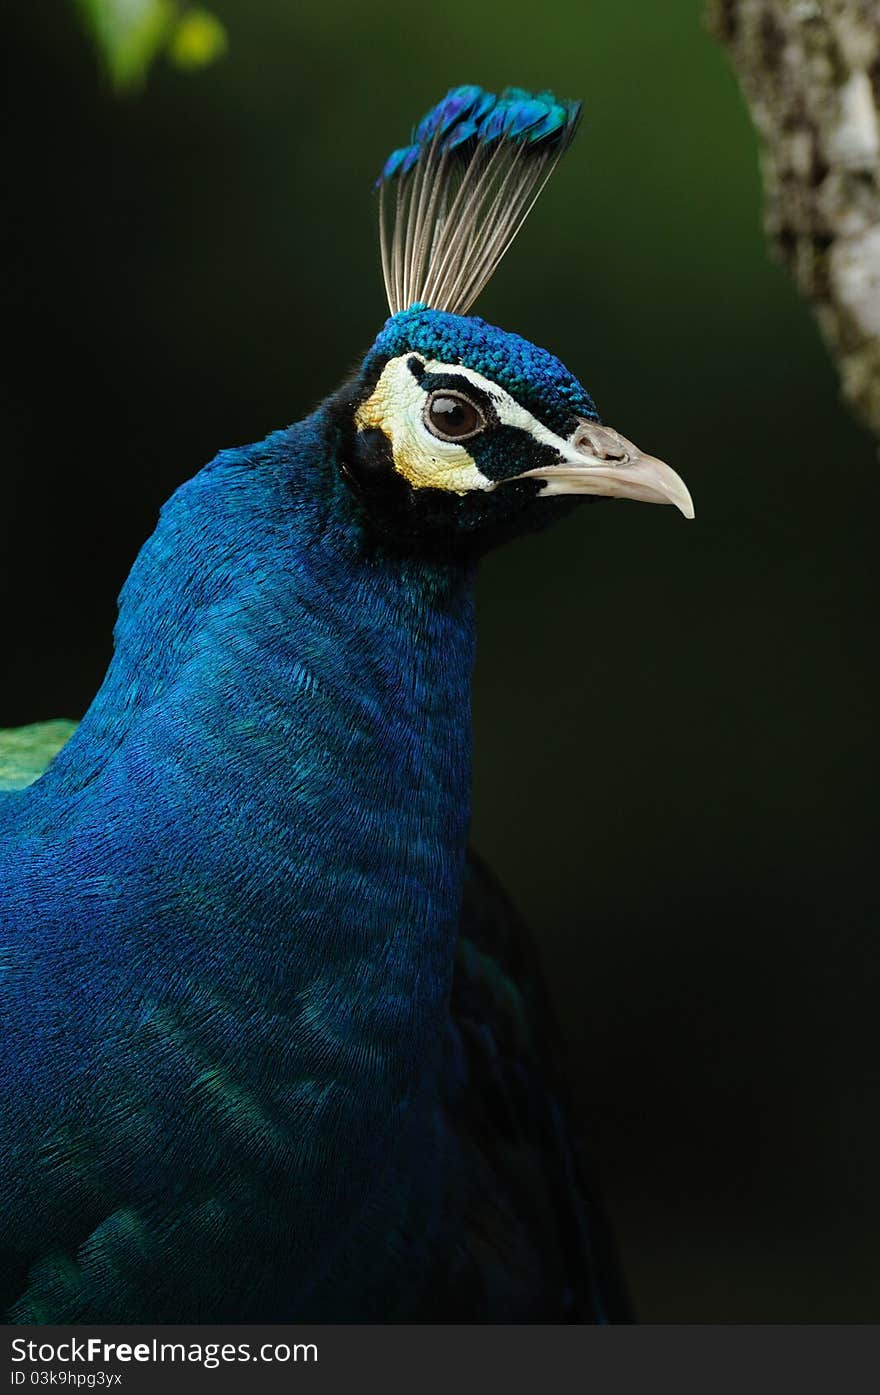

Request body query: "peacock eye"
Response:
[423, 391, 485, 443]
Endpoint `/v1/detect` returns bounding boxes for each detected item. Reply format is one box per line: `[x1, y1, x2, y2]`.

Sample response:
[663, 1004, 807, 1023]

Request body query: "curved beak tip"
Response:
[671, 479, 696, 521]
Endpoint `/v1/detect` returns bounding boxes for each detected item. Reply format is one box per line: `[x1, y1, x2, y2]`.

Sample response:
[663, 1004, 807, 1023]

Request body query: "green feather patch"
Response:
[0, 720, 78, 791]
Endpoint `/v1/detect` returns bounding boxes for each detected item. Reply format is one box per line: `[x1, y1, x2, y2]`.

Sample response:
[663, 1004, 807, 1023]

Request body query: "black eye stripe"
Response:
[406, 355, 426, 383]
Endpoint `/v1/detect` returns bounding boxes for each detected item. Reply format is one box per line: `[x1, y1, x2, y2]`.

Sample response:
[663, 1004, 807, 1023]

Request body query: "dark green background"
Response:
[4, 0, 878, 1320]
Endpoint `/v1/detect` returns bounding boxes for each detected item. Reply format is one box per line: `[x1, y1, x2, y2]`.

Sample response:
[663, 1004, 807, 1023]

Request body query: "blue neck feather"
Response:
[4, 407, 478, 1316]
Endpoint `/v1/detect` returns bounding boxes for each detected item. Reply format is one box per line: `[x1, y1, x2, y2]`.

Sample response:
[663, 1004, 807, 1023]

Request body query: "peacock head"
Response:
[333, 85, 693, 555]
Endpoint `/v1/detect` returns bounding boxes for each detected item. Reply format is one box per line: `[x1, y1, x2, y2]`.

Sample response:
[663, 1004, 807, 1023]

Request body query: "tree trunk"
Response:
[709, 0, 880, 435]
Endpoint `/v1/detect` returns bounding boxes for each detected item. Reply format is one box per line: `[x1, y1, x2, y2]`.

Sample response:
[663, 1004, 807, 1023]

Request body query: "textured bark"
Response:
[709, 0, 880, 435]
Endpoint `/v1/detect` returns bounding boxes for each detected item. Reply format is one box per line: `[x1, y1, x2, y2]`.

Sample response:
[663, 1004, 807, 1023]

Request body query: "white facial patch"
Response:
[354, 354, 572, 495]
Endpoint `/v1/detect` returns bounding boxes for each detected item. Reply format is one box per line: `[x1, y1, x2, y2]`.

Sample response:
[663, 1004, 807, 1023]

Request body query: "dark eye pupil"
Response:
[427, 394, 480, 438]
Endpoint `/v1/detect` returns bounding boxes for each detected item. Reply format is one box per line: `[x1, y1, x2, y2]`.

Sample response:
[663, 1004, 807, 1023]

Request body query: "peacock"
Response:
[0, 85, 693, 1324]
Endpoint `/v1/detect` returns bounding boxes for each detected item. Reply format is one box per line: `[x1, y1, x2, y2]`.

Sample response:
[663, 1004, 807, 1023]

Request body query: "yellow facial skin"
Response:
[354, 355, 494, 496]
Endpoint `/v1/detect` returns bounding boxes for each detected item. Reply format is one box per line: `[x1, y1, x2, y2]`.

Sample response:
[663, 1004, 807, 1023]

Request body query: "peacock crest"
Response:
[376, 85, 581, 317]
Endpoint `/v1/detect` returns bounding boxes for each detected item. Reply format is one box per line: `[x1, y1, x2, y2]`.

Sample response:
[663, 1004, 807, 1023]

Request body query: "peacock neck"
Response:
[32, 405, 478, 1061]
[12, 408, 480, 1312]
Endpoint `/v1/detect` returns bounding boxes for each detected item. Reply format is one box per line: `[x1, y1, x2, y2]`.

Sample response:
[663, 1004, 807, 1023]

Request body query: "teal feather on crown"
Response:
[379, 85, 580, 180]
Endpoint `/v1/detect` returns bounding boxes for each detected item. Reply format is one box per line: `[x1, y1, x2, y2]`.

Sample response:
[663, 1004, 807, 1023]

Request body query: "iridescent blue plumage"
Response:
[0, 408, 480, 1320]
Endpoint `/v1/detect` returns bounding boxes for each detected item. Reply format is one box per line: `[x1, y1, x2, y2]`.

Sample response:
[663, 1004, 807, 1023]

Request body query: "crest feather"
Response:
[376, 85, 582, 317]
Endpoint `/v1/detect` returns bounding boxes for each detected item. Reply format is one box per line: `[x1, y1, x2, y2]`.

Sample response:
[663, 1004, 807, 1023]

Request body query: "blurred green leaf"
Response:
[76, 0, 227, 92]
[77, 0, 175, 90]
[168, 7, 228, 70]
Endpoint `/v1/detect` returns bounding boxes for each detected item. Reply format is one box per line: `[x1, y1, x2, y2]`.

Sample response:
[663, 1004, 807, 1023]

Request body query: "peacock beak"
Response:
[514, 419, 695, 519]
